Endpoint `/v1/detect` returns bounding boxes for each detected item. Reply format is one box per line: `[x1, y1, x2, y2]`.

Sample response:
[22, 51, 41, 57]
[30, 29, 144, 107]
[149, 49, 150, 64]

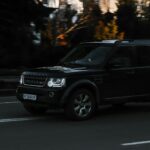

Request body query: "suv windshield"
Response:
[62, 43, 112, 66]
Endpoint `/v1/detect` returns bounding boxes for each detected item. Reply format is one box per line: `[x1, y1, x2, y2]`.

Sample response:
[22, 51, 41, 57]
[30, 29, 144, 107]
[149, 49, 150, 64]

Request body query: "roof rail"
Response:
[119, 39, 150, 45]
[101, 40, 119, 44]
[120, 39, 133, 43]
[133, 39, 150, 44]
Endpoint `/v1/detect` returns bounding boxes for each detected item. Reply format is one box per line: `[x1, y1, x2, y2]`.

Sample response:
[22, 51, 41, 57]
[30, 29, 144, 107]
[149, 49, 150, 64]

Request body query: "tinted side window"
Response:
[137, 46, 150, 66]
[108, 46, 133, 68]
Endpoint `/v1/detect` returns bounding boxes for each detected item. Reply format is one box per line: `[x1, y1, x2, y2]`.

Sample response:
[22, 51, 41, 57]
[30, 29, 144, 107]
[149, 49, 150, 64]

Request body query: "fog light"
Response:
[49, 92, 55, 98]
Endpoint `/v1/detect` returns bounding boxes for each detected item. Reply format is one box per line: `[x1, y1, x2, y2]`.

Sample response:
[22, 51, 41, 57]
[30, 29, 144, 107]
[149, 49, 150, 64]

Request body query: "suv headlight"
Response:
[20, 75, 24, 84]
[47, 78, 66, 88]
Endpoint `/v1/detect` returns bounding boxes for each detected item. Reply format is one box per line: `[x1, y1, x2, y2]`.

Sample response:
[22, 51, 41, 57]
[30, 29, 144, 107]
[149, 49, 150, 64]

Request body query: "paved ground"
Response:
[1, 96, 150, 150]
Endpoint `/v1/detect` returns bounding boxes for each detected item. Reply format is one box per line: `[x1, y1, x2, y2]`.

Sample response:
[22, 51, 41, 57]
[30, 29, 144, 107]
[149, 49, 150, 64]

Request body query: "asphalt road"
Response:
[1, 96, 150, 150]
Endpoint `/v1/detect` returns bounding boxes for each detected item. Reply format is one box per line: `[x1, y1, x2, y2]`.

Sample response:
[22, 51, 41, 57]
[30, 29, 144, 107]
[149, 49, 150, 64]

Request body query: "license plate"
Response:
[23, 94, 37, 101]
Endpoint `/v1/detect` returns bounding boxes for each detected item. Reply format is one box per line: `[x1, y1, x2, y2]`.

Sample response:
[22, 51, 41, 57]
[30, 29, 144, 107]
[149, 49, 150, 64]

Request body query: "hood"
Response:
[39, 66, 88, 74]
[24, 66, 102, 77]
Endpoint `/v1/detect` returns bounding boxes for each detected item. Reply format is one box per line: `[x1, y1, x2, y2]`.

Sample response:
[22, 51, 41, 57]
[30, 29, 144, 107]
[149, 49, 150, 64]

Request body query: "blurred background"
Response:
[0, 0, 150, 69]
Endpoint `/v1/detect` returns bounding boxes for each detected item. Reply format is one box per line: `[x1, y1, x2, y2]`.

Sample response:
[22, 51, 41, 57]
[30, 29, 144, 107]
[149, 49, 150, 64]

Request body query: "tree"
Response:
[79, 0, 101, 14]
[54, 0, 103, 47]
[143, 2, 150, 21]
[116, 0, 138, 38]
[94, 18, 124, 40]
[0, 0, 55, 68]
[136, 1, 150, 38]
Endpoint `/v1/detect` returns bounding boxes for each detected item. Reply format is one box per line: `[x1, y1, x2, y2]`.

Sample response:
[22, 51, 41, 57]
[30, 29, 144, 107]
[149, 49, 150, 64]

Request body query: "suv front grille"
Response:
[23, 72, 48, 87]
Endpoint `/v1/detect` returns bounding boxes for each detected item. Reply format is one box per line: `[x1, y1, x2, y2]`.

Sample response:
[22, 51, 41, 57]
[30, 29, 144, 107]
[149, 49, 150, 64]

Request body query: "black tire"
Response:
[64, 89, 96, 120]
[23, 103, 48, 115]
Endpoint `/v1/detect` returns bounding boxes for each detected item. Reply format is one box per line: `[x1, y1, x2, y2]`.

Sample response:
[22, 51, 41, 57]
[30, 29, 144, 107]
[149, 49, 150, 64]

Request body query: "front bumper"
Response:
[16, 85, 65, 108]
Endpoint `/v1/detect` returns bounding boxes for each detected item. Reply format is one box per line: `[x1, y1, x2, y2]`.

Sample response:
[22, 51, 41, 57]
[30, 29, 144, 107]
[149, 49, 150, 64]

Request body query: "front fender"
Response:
[60, 79, 100, 106]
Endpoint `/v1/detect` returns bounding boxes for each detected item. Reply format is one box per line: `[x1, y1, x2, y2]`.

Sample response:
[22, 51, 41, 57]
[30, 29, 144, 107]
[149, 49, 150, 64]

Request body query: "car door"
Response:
[102, 45, 135, 101]
[134, 46, 150, 98]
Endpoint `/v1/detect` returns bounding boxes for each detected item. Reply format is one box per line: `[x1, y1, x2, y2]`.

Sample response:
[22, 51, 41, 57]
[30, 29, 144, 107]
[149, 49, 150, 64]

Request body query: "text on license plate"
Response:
[23, 94, 37, 101]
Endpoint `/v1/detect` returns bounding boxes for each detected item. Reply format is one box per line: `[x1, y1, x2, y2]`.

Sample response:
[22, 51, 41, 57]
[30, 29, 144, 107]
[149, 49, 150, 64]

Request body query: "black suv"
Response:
[17, 40, 150, 120]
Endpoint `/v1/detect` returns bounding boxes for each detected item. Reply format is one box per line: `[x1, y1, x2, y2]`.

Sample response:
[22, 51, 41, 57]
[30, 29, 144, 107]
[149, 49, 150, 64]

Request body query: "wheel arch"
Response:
[60, 80, 100, 106]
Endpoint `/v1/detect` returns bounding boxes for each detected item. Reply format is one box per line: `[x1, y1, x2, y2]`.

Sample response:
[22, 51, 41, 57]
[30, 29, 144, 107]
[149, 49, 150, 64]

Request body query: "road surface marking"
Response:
[122, 140, 150, 146]
[0, 117, 45, 123]
[0, 101, 19, 105]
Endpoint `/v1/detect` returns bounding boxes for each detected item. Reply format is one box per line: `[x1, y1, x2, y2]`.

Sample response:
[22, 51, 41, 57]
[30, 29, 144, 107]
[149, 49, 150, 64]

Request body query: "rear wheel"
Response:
[23, 103, 48, 115]
[64, 89, 96, 120]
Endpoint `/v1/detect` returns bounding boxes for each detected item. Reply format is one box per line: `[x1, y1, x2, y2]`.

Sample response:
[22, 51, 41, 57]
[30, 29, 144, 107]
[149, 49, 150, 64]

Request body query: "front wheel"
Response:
[64, 89, 96, 120]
